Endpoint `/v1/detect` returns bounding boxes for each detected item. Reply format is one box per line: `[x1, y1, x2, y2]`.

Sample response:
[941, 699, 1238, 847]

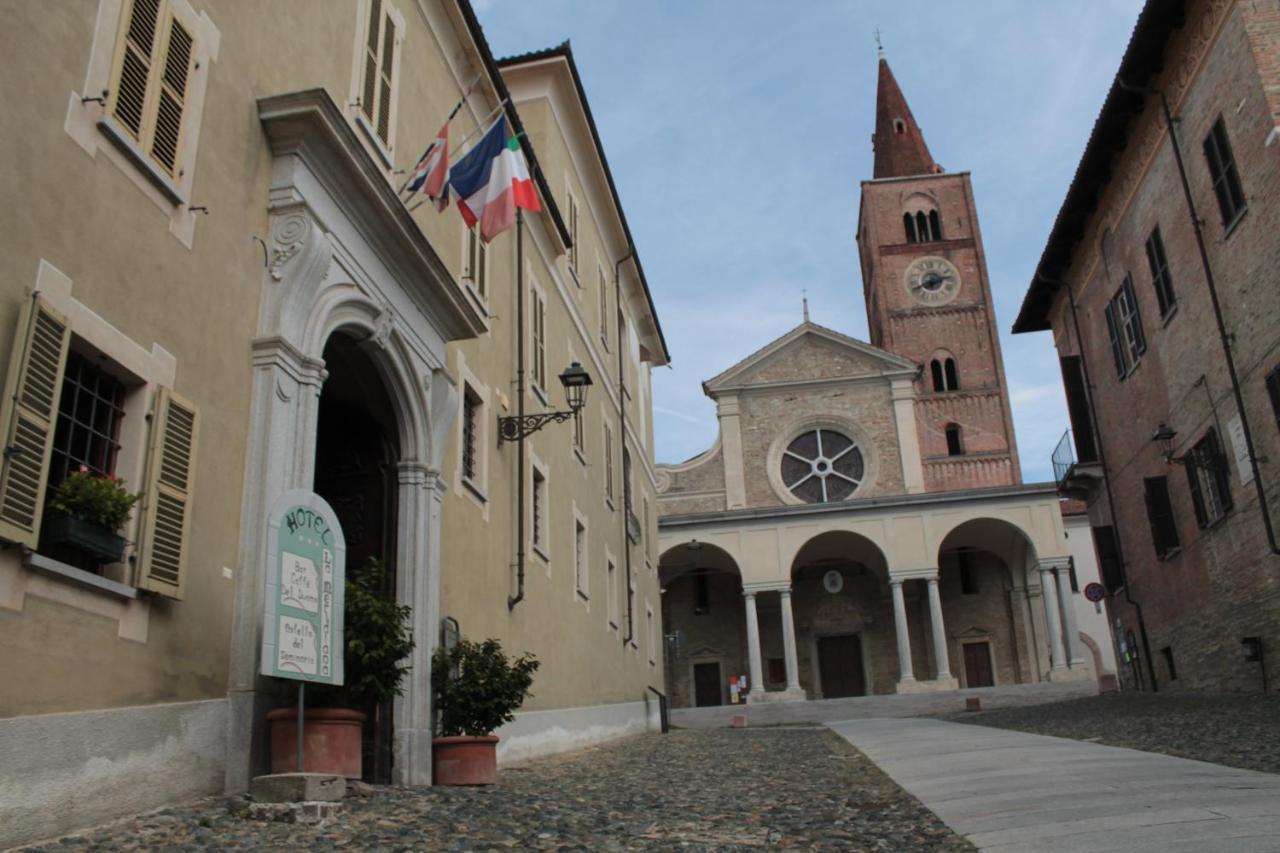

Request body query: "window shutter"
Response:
[149, 16, 193, 175]
[361, 0, 381, 122]
[1185, 456, 1207, 528]
[1123, 276, 1146, 355]
[0, 296, 71, 547]
[1206, 429, 1233, 514]
[112, 0, 161, 138]
[136, 387, 198, 599]
[376, 15, 396, 145]
[1103, 303, 1125, 377]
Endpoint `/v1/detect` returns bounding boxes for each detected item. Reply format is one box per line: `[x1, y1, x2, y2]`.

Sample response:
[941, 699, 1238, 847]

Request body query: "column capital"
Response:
[1038, 556, 1072, 573]
[890, 567, 939, 582]
[744, 581, 790, 595]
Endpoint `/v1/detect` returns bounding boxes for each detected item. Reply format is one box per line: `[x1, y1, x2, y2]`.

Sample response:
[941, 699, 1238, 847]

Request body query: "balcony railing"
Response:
[1052, 429, 1077, 486]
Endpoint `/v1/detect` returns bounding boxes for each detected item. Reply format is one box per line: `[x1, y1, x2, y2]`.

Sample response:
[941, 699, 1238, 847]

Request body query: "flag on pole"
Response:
[448, 117, 542, 242]
[405, 122, 450, 210]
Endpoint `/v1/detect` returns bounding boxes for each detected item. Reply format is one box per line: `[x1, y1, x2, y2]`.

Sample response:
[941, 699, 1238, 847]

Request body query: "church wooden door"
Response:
[693, 662, 722, 707]
[817, 635, 865, 698]
[963, 642, 994, 688]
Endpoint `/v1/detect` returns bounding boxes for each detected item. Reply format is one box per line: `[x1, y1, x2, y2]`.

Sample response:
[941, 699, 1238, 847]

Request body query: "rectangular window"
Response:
[958, 550, 978, 595]
[607, 559, 618, 628]
[359, 0, 399, 150]
[566, 188, 580, 274]
[108, 0, 197, 177]
[603, 422, 614, 504]
[1266, 364, 1280, 431]
[1104, 275, 1145, 378]
[1185, 427, 1233, 528]
[1143, 476, 1180, 559]
[460, 386, 479, 483]
[598, 266, 610, 350]
[48, 353, 128, 489]
[1144, 227, 1176, 318]
[574, 520, 588, 598]
[464, 227, 488, 301]
[531, 287, 547, 392]
[1203, 116, 1246, 228]
[531, 467, 546, 552]
[1091, 525, 1123, 592]
[1059, 356, 1098, 463]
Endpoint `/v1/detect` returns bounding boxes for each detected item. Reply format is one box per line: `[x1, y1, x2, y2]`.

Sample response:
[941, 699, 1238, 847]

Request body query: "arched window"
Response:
[944, 358, 959, 390]
[929, 209, 943, 241]
[945, 423, 964, 456]
[930, 359, 945, 391]
[916, 211, 929, 242]
[893, 118, 906, 134]
[904, 212, 918, 243]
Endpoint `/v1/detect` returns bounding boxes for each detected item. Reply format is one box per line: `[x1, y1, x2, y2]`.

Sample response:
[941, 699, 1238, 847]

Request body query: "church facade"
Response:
[656, 54, 1112, 707]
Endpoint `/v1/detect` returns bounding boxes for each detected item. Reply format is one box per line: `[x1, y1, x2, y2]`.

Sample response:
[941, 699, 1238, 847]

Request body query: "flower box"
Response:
[43, 513, 126, 563]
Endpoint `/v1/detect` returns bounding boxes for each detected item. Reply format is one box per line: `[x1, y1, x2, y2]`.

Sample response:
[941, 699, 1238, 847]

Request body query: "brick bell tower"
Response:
[855, 49, 1021, 491]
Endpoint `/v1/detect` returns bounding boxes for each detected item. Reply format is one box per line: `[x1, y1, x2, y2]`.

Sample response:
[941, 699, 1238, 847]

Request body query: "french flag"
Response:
[448, 117, 541, 242]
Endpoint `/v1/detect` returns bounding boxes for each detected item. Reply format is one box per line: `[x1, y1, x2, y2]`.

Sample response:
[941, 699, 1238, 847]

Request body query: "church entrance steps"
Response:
[828, 717, 1280, 852]
[670, 680, 1095, 730]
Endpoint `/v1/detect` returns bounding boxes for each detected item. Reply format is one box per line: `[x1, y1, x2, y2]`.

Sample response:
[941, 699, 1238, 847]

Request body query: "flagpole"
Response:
[399, 99, 509, 200]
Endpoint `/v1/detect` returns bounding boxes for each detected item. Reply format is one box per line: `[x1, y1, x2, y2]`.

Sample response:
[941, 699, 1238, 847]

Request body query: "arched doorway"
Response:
[314, 331, 400, 783]
[935, 518, 1040, 688]
[658, 541, 745, 708]
[790, 531, 891, 697]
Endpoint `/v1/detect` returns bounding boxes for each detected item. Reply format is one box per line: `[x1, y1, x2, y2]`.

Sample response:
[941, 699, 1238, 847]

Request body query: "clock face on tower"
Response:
[903, 256, 962, 306]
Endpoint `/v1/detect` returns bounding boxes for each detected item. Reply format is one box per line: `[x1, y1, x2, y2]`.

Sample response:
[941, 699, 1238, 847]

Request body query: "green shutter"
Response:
[0, 296, 71, 548]
[136, 387, 198, 599]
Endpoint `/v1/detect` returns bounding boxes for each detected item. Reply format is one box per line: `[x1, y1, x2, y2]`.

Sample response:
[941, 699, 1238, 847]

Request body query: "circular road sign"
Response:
[1084, 582, 1107, 603]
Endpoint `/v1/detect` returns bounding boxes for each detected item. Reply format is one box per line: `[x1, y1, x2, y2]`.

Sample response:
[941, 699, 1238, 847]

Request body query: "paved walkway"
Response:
[672, 680, 1097, 729]
[829, 717, 1280, 852]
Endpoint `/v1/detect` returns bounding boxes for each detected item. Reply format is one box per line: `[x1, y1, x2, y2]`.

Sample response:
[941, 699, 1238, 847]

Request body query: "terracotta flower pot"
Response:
[432, 735, 499, 785]
[266, 707, 366, 779]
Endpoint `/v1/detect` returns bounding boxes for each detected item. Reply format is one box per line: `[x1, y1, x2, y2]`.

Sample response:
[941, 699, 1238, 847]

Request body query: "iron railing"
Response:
[1052, 429, 1077, 486]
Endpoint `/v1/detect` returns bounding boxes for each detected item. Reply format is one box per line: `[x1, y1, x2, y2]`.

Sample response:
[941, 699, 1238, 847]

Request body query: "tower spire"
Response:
[872, 54, 938, 179]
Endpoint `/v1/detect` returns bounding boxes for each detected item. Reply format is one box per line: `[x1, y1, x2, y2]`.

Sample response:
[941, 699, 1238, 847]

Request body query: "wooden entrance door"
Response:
[817, 635, 865, 698]
[693, 662, 722, 707]
[963, 642, 994, 688]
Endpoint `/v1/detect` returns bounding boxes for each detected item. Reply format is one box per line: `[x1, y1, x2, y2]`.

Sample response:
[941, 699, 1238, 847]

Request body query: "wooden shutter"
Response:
[377, 15, 397, 145]
[136, 387, 198, 599]
[150, 16, 193, 175]
[1122, 276, 1146, 356]
[112, 0, 161, 138]
[361, 0, 381, 122]
[0, 296, 71, 547]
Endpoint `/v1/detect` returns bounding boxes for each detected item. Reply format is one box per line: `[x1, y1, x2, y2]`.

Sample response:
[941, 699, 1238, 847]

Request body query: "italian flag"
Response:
[452, 118, 542, 242]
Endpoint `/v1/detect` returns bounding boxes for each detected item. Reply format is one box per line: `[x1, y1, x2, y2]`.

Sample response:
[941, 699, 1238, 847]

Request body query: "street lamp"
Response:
[498, 362, 593, 443]
[1151, 422, 1178, 463]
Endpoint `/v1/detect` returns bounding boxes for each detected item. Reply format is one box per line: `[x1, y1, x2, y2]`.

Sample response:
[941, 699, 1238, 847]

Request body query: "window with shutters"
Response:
[1103, 275, 1145, 378]
[107, 0, 196, 179]
[0, 292, 196, 599]
[530, 464, 548, 559]
[566, 186, 581, 278]
[1143, 476, 1180, 559]
[598, 265, 610, 351]
[603, 422, 615, 507]
[530, 286, 547, 396]
[351, 0, 403, 161]
[1203, 116, 1246, 230]
[462, 226, 488, 305]
[1144, 227, 1177, 319]
[1185, 427, 1232, 528]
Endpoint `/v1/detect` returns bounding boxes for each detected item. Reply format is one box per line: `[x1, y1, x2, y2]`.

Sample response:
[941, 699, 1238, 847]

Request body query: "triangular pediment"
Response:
[703, 322, 917, 395]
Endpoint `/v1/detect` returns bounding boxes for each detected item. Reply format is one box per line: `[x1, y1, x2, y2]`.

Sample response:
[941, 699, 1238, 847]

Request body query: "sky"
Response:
[475, 0, 1145, 483]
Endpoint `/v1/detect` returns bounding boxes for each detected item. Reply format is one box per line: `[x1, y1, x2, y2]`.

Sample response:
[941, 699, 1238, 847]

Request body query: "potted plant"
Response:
[43, 468, 139, 563]
[267, 557, 414, 779]
[431, 638, 539, 785]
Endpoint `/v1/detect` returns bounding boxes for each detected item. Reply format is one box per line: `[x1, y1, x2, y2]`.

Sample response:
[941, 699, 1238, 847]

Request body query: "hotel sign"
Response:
[261, 489, 345, 686]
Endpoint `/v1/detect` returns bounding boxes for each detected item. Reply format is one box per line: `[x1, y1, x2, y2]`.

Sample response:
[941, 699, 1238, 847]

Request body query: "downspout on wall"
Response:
[615, 248, 636, 646]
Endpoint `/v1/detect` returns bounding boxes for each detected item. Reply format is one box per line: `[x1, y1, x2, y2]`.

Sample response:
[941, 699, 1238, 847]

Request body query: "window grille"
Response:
[49, 353, 128, 490]
[531, 467, 546, 549]
[461, 388, 478, 482]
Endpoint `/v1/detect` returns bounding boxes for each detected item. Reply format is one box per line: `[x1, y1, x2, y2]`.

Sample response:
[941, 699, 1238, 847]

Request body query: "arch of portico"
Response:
[659, 541, 749, 708]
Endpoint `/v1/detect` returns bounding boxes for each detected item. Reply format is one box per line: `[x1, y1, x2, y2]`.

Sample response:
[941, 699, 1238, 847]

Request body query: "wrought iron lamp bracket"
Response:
[498, 409, 580, 443]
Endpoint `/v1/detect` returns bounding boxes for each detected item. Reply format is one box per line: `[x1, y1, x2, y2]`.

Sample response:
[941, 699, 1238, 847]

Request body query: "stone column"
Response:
[891, 578, 916, 683]
[1040, 567, 1068, 671]
[779, 587, 802, 692]
[1054, 563, 1086, 667]
[743, 591, 765, 698]
[926, 576, 952, 679]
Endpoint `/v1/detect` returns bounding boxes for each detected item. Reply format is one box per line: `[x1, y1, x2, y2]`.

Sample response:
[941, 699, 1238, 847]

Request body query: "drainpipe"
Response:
[508, 211, 526, 610]
[615, 248, 636, 646]
[1117, 78, 1279, 557]
[1038, 269, 1159, 691]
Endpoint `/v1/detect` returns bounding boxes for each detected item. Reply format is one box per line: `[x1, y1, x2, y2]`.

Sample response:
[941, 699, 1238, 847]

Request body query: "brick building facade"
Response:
[656, 51, 1117, 709]
[1014, 0, 1280, 692]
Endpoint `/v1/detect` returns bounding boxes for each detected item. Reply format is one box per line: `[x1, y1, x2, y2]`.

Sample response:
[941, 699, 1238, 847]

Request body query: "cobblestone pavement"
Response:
[19, 729, 973, 851]
[949, 691, 1280, 774]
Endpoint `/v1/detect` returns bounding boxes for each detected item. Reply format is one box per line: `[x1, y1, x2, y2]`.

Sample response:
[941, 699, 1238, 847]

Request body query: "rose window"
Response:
[781, 429, 864, 503]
